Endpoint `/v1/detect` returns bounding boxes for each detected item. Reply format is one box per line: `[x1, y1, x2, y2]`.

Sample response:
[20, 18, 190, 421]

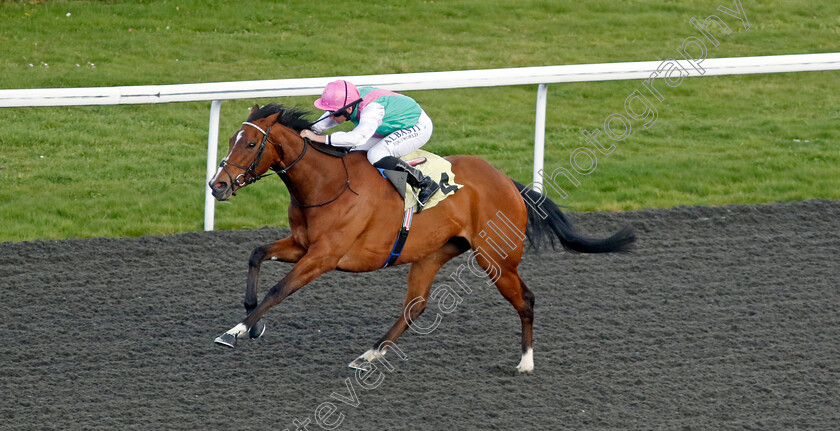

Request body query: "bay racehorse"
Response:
[208, 104, 636, 372]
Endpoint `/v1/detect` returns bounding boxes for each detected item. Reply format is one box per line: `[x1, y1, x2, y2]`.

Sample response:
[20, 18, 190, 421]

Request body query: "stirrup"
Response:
[417, 181, 440, 207]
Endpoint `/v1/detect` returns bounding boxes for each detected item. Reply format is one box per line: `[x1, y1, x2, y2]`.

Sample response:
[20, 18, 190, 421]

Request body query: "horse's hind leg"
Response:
[513, 275, 535, 372]
[349, 238, 468, 370]
[495, 271, 535, 372]
[473, 251, 535, 372]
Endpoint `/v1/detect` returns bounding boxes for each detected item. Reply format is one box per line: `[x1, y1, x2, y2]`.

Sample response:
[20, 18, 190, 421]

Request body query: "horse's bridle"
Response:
[218, 121, 306, 194]
[219, 120, 355, 207]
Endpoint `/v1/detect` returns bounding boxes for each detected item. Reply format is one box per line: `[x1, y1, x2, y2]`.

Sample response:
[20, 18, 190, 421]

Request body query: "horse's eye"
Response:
[248, 142, 257, 148]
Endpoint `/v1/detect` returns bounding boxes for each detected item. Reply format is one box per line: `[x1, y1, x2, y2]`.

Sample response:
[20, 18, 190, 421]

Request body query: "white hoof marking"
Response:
[226, 323, 248, 338]
[516, 348, 534, 373]
[347, 349, 386, 370]
[348, 359, 371, 371]
[362, 348, 386, 362]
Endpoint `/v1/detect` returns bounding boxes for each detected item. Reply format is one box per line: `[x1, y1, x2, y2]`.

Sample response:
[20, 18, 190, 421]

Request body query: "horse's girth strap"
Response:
[382, 208, 414, 268]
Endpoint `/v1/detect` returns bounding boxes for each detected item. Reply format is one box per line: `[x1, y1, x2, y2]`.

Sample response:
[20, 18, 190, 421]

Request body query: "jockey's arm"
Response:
[310, 111, 339, 134]
[325, 103, 385, 148]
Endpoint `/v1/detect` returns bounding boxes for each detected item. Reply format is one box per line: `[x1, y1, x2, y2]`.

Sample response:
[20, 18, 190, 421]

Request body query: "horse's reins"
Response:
[220, 120, 356, 207]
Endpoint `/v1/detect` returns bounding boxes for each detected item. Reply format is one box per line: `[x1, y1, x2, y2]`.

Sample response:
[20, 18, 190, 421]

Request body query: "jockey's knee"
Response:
[367, 146, 392, 164]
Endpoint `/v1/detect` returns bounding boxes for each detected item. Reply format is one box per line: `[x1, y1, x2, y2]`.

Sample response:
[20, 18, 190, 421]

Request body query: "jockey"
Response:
[300, 79, 441, 207]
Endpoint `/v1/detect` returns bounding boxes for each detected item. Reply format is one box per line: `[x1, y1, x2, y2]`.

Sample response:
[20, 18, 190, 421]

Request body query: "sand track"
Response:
[1, 200, 838, 430]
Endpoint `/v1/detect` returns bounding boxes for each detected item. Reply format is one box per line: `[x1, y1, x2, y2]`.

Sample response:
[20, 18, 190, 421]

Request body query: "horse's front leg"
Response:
[244, 236, 306, 337]
[215, 243, 339, 348]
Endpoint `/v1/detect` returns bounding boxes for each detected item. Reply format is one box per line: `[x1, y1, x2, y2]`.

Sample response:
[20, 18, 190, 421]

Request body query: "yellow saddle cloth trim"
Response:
[400, 149, 463, 212]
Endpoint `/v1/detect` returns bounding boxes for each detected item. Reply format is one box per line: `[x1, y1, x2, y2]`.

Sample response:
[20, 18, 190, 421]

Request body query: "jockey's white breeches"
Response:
[352, 111, 433, 164]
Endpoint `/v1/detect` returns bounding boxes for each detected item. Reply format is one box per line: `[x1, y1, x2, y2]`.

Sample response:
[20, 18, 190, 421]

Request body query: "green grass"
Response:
[1, 0, 838, 242]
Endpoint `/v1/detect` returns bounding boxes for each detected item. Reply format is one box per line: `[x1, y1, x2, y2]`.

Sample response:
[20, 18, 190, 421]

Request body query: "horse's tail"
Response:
[512, 180, 636, 253]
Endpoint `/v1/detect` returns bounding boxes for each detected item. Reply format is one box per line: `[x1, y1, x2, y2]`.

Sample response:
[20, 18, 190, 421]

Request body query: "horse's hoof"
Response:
[214, 333, 237, 348]
[516, 348, 534, 372]
[348, 357, 373, 371]
[249, 322, 266, 340]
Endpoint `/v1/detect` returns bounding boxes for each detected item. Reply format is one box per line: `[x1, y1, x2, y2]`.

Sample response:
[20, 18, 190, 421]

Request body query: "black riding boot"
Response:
[374, 156, 441, 207]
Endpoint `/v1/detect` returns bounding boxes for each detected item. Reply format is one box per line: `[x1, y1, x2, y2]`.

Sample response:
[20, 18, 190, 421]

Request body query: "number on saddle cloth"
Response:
[377, 151, 462, 212]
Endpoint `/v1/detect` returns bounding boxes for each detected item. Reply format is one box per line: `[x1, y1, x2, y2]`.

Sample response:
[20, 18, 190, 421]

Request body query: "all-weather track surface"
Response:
[1, 199, 838, 430]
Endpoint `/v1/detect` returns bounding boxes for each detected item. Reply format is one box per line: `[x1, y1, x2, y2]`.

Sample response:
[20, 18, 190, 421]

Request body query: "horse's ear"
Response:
[250, 104, 260, 115]
[267, 112, 282, 124]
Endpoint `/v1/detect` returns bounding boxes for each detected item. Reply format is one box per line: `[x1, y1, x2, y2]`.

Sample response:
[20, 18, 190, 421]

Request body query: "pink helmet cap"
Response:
[314, 80, 360, 111]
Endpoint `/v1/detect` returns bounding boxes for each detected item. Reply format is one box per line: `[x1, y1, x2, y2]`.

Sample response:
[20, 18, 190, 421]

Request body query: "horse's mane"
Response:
[248, 103, 312, 132]
[249, 103, 350, 157]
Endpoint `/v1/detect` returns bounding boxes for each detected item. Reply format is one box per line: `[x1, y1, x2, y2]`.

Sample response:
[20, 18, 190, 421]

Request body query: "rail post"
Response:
[532, 83, 548, 193]
[204, 100, 222, 231]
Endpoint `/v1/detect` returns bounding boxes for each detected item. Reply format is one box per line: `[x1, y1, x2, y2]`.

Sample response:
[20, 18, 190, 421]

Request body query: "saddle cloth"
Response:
[381, 150, 463, 212]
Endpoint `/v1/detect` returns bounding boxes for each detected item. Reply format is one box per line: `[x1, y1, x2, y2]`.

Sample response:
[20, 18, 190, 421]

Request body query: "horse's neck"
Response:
[277, 138, 351, 206]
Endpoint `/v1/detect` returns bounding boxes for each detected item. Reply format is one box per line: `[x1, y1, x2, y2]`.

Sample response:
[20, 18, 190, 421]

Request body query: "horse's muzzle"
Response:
[209, 180, 233, 201]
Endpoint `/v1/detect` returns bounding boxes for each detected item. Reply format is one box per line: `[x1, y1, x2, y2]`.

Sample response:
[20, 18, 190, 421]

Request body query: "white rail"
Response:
[2, 53, 839, 230]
